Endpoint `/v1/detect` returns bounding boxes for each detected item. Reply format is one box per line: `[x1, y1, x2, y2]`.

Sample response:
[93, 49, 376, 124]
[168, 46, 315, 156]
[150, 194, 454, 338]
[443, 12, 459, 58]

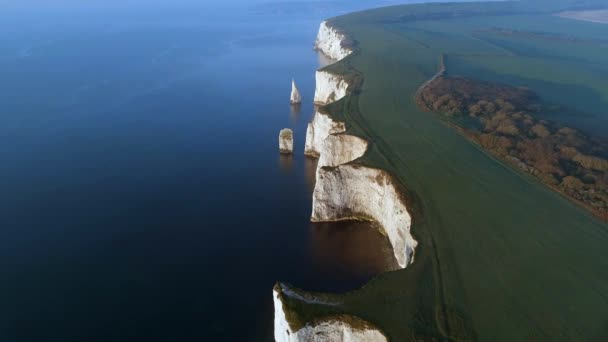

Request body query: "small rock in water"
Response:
[290, 79, 302, 104]
[279, 128, 294, 154]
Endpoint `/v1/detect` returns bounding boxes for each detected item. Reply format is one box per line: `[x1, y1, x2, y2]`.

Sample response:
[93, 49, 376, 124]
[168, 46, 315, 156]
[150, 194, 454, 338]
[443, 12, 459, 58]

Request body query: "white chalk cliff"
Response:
[304, 110, 346, 157]
[290, 79, 302, 104]
[305, 21, 416, 268]
[307, 119, 416, 269]
[317, 134, 368, 169]
[312, 164, 416, 268]
[308, 124, 416, 268]
[314, 21, 353, 61]
[274, 285, 387, 342]
[274, 20, 416, 341]
[314, 71, 349, 105]
[279, 128, 294, 154]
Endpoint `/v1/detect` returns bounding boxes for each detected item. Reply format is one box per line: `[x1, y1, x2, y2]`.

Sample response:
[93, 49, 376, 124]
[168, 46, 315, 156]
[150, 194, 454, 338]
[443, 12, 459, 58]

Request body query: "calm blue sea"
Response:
[0, 1, 398, 340]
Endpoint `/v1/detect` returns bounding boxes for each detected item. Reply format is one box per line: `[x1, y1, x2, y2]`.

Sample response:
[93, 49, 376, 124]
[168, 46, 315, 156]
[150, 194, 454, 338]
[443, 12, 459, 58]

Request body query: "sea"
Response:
[0, 1, 402, 340]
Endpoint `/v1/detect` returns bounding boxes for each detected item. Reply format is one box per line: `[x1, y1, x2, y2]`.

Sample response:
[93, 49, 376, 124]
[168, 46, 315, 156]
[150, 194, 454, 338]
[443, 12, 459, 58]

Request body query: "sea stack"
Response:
[290, 79, 302, 104]
[279, 129, 294, 154]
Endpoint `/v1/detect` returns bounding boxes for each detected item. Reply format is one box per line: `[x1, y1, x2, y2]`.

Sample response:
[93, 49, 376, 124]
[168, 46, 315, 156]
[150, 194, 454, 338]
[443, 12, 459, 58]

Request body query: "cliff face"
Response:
[317, 134, 368, 169]
[304, 113, 417, 268]
[304, 111, 346, 157]
[308, 115, 415, 269]
[273, 285, 387, 342]
[314, 21, 353, 61]
[314, 71, 349, 105]
[305, 20, 416, 268]
[312, 165, 416, 268]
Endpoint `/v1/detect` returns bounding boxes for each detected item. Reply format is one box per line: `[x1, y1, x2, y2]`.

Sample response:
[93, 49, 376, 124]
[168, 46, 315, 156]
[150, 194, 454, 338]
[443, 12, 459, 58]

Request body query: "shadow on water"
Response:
[303, 156, 397, 291]
[304, 157, 318, 193]
[278, 154, 294, 173]
[308, 220, 399, 290]
[290, 103, 302, 124]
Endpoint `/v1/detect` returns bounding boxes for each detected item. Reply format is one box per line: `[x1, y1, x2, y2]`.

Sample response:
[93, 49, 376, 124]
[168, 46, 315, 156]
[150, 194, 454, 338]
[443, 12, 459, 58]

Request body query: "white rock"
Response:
[306, 19, 417, 268]
[290, 79, 302, 104]
[317, 134, 368, 169]
[306, 70, 350, 156]
[274, 285, 387, 342]
[312, 164, 417, 269]
[274, 286, 293, 342]
[314, 21, 353, 61]
[279, 128, 294, 154]
[314, 70, 349, 105]
[304, 110, 346, 157]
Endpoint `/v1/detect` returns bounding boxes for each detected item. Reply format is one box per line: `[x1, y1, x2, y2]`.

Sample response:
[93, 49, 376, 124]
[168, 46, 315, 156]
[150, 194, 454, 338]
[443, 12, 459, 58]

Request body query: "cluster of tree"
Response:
[416, 76, 608, 219]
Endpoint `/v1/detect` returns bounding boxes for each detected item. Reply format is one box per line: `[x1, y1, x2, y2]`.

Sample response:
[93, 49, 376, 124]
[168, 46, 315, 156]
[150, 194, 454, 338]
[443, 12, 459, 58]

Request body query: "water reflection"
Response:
[304, 157, 318, 193]
[309, 220, 399, 287]
[278, 154, 293, 172]
[290, 103, 302, 124]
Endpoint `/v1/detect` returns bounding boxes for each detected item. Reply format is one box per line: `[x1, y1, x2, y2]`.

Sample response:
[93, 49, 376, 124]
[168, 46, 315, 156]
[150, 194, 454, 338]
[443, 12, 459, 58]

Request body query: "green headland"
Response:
[283, 1, 608, 340]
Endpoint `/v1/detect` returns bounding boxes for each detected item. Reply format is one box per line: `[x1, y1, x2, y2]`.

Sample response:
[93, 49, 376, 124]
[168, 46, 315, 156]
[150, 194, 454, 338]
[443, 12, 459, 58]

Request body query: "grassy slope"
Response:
[283, 1, 608, 341]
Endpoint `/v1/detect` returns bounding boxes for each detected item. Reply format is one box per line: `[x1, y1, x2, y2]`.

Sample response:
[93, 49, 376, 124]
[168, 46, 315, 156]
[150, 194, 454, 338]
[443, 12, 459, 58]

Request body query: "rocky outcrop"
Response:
[274, 284, 387, 342]
[290, 79, 302, 104]
[304, 110, 346, 157]
[314, 71, 349, 105]
[314, 21, 354, 61]
[279, 129, 294, 154]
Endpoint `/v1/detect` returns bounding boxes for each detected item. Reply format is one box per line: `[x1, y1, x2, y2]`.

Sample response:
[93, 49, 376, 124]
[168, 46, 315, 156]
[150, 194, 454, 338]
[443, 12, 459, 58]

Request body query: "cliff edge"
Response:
[273, 20, 418, 341]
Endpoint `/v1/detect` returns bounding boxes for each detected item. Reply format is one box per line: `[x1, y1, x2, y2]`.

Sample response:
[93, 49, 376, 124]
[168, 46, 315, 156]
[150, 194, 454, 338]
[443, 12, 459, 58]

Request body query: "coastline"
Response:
[275, 2, 608, 340]
[274, 20, 419, 341]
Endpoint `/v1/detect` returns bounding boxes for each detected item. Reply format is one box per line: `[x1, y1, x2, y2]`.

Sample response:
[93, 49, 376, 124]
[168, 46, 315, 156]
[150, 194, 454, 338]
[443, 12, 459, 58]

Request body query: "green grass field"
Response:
[282, 1, 608, 340]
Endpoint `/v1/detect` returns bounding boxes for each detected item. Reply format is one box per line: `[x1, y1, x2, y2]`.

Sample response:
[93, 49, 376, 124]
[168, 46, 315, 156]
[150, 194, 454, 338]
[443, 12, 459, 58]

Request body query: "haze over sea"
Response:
[0, 0, 430, 340]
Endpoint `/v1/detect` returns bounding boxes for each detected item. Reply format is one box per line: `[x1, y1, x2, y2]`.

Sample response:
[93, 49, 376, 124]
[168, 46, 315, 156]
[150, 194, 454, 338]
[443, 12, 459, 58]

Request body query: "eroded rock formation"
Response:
[291, 79, 302, 104]
[279, 128, 294, 154]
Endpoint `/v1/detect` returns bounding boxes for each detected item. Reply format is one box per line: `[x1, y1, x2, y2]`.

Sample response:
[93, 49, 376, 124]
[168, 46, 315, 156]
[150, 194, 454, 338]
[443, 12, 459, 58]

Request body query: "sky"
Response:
[0, 0, 424, 11]
[0, 0, 265, 12]
[0, 0, 330, 9]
